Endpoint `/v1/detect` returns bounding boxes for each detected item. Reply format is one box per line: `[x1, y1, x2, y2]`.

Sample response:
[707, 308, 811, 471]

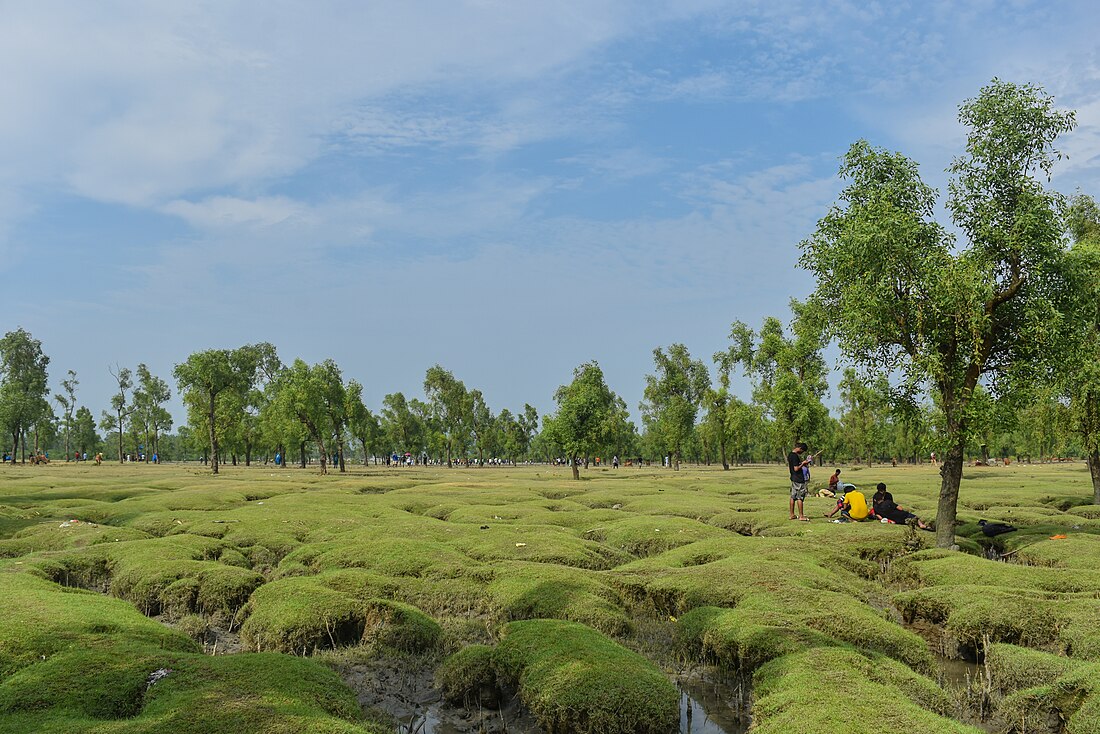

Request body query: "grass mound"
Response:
[493, 619, 678, 734]
[987, 644, 1100, 733]
[750, 647, 979, 734]
[239, 573, 440, 654]
[893, 551, 1100, 659]
[436, 644, 498, 706]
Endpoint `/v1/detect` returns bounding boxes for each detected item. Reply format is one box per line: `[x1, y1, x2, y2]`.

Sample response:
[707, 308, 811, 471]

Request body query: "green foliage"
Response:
[423, 365, 470, 467]
[721, 303, 829, 458]
[174, 344, 273, 474]
[542, 361, 629, 478]
[640, 344, 709, 469]
[801, 79, 1084, 546]
[0, 328, 51, 463]
[493, 619, 679, 734]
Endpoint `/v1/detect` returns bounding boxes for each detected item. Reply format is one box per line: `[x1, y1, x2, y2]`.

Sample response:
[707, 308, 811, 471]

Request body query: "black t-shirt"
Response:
[873, 491, 896, 514]
[787, 451, 804, 482]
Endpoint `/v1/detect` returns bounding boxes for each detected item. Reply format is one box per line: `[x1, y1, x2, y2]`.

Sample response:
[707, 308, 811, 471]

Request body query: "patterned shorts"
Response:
[790, 481, 808, 501]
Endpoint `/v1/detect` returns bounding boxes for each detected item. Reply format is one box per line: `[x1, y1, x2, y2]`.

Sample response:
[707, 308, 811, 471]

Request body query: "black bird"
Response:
[978, 519, 1017, 537]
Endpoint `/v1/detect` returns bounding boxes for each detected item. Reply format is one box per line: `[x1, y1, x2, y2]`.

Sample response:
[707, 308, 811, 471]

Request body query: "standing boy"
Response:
[787, 442, 811, 521]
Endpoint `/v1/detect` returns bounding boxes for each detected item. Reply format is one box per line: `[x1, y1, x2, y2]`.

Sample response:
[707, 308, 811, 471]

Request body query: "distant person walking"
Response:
[787, 442, 811, 521]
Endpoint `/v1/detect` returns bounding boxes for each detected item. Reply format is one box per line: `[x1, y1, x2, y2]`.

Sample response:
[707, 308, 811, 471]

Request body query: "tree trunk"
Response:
[208, 392, 219, 475]
[299, 442, 306, 468]
[571, 454, 580, 480]
[315, 439, 328, 475]
[338, 444, 346, 473]
[935, 437, 966, 549]
[361, 439, 369, 466]
[117, 410, 125, 464]
[1089, 449, 1100, 505]
[674, 450, 681, 471]
[10, 429, 18, 465]
[478, 447, 484, 467]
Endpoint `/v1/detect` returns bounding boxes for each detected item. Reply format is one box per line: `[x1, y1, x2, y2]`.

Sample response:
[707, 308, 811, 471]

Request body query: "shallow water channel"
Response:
[345, 660, 751, 734]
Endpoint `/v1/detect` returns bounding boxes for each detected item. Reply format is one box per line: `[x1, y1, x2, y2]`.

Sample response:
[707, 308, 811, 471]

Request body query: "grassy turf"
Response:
[1, 460, 1098, 732]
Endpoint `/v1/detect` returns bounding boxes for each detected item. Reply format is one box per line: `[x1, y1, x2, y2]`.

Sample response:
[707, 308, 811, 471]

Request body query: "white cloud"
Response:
[160, 196, 309, 230]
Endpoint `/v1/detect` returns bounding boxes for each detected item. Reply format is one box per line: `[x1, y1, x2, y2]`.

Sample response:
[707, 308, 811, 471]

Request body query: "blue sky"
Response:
[3, 1, 1099, 426]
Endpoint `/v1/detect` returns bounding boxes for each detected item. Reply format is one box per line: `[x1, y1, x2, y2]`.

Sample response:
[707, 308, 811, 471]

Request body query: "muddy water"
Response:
[341, 657, 750, 734]
[678, 674, 752, 734]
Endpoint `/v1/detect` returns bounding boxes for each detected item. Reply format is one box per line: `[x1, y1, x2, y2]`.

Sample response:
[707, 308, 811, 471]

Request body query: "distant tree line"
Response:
[2, 80, 1098, 550]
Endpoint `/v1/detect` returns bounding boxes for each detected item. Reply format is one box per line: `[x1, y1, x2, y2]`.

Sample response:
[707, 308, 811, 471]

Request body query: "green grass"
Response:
[493, 619, 679, 734]
[2, 460, 1099, 732]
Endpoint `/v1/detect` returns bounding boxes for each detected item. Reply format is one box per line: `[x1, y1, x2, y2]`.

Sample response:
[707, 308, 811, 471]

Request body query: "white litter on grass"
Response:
[515, 543, 527, 548]
[145, 668, 172, 690]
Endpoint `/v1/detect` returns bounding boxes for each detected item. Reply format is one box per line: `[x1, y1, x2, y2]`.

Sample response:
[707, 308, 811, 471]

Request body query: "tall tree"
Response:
[133, 364, 172, 462]
[641, 344, 709, 470]
[542, 362, 627, 480]
[348, 381, 383, 465]
[468, 389, 494, 466]
[54, 370, 78, 461]
[0, 328, 50, 464]
[381, 392, 422, 458]
[266, 359, 348, 475]
[800, 80, 1080, 547]
[1063, 193, 1100, 499]
[838, 368, 891, 466]
[174, 346, 262, 474]
[722, 303, 829, 459]
[72, 406, 99, 457]
[423, 365, 469, 468]
[100, 365, 135, 463]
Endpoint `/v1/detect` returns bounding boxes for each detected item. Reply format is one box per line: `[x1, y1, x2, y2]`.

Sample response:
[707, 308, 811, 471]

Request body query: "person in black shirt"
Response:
[871, 483, 931, 529]
[787, 442, 811, 521]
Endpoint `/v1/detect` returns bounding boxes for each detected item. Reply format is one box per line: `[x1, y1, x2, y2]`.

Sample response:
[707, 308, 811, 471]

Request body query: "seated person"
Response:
[817, 468, 841, 498]
[824, 483, 871, 522]
[872, 483, 931, 530]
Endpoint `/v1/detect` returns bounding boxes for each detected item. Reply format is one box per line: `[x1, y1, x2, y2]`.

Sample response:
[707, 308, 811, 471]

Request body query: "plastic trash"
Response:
[146, 668, 172, 690]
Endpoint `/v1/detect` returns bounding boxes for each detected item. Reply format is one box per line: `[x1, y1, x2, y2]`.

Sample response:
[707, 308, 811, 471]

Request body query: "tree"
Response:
[838, 368, 891, 466]
[54, 370, 78, 461]
[499, 404, 539, 464]
[100, 365, 135, 463]
[423, 365, 469, 467]
[174, 347, 262, 474]
[1063, 193, 1100, 498]
[267, 359, 339, 475]
[722, 303, 829, 459]
[800, 79, 1080, 547]
[133, 364, 172, 462]
[316, 360, 350, 473]
[468, 389, 494, 466]
[641, 344, 709, 470]
[72, 406, 99, 457]
[381, 392, 423, 459]
[348, 381, 384, 465]
[542, 362, 627, 480]
[0, 328, 50, 464]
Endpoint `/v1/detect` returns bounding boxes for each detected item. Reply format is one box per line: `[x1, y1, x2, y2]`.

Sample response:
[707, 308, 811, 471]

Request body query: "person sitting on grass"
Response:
[871, 483, 932, 530]
[818, 468, 841, 498]
[824, 483, 871, 522]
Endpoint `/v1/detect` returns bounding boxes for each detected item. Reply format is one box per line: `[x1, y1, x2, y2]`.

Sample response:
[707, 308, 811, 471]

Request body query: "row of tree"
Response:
[2, 80, 1098, 552]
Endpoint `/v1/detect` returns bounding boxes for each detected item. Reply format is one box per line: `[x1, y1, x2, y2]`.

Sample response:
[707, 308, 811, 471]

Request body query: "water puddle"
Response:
[678, 674, 752, 734]
[343, 657, 751, 734]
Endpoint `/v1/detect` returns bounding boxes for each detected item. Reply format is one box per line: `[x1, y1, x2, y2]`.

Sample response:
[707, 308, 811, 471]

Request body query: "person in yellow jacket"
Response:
[824, 483, 871, 522]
